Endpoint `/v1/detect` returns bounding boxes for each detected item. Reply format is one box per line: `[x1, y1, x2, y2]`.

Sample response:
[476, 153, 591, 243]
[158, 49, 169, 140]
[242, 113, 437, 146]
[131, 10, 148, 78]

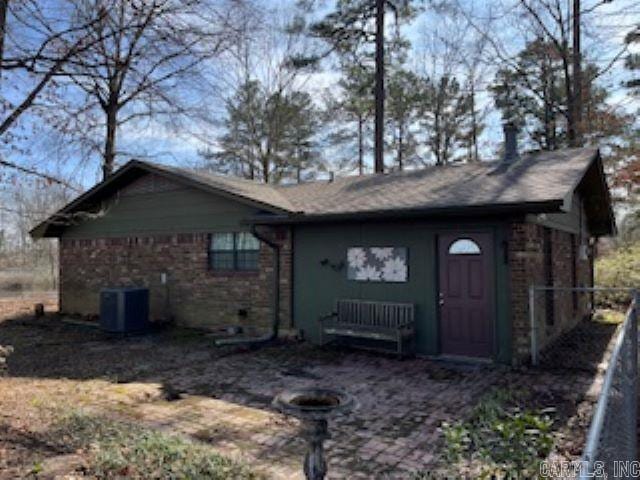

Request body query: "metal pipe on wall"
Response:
[215, 225, 280, 346]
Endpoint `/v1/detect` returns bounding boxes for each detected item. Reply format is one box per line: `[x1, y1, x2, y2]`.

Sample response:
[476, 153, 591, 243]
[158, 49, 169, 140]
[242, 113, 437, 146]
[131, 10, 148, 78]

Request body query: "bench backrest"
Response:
[335, 299, 414, 328]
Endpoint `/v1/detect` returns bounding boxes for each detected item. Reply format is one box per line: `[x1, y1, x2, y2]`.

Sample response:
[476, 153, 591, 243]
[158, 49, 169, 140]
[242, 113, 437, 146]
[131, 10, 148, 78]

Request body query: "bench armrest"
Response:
[319, 312, 337, 323]
[397, 319, 415, 329]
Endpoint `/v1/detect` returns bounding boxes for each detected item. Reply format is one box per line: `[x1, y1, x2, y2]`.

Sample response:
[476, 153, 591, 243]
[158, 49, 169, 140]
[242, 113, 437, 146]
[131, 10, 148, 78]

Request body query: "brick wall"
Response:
[508, 222, 592, 364]
[59, 227, 292, 333]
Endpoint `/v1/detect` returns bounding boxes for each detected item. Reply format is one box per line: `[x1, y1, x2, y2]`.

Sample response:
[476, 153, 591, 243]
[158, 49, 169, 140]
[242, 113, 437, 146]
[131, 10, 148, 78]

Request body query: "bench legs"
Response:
[397, 330, 416, 360]
[320, 327, 415, 360]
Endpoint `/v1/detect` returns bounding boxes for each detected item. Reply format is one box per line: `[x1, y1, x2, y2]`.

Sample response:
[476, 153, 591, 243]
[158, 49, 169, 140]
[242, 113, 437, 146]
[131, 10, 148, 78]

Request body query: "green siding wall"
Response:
[62, 179, 259, 239]
[293, 220, 512, 363]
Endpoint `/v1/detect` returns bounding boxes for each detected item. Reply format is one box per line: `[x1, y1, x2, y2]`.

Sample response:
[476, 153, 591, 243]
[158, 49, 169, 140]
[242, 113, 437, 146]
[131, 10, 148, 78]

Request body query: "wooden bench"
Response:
[319, 299, 416, 357]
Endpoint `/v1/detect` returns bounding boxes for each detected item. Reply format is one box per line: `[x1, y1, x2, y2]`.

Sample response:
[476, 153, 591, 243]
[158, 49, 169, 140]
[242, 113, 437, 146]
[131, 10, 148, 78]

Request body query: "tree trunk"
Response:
[542, 61, 552, 150]
[263, 142, 271, 183]
[357, 115, 364, 175]
[434, 110, 442, 165]
[397, 123, 403, 171]
[374, 0, 384, 174]
[0, 0, 8, 71]
[561, 43, 576, 147]
[102, 104, 118, 179]
[296, 145, 302, 183]
[572, 0, 582, 145]
[470, 81, 479, 162]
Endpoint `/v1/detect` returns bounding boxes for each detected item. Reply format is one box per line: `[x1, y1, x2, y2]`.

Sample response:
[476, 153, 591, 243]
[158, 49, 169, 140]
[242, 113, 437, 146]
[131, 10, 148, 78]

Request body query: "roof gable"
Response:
[30, 161, 294, 238]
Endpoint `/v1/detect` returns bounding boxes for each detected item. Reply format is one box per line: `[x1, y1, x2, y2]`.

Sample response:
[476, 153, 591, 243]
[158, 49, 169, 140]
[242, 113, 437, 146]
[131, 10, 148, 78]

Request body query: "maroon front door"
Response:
[438, 232, 494, 358]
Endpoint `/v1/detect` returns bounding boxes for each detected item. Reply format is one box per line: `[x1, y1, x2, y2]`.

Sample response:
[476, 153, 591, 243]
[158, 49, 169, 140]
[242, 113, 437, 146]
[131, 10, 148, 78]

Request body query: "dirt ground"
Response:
[0, 295, 619, 479]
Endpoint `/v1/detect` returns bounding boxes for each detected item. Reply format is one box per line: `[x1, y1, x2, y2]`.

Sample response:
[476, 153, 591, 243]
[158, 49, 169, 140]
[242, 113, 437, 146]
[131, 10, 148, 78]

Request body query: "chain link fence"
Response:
[529, 286, 638, 478]
[529, 286, 635, 369]
[579, 292, 638, 479]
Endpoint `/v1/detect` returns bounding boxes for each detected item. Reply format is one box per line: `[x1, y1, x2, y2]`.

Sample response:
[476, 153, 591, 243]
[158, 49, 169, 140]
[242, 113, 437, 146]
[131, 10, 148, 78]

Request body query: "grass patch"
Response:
[440, 389, 554, 478]
[48, 411, 261, 479]
[593, 309, 625, 325]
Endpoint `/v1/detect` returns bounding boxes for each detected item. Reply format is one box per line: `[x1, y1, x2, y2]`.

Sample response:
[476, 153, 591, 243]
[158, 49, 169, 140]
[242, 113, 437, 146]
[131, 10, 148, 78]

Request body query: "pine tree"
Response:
[492, 39, 624, 152]
[323, 63, 374, 175]
[492, 39, 564, 151]
[385, 67, 422, 170]
[293, 0, 416, 173]
[201, 80, 319, 184]
[282, 90, 322, 182]
[207, 80, 262, 180]
[419, 75, 472, 165]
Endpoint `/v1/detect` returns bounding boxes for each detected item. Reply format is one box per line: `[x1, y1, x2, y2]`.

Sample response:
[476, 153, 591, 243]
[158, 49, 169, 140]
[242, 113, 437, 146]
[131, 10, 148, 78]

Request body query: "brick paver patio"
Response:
[132, 345, 604, 478]
[0, 300, 612, 478]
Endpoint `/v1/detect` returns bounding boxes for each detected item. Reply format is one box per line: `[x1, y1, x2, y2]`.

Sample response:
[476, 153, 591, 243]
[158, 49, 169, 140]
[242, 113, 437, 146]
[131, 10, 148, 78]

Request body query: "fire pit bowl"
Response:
[273, 388, 355, 480]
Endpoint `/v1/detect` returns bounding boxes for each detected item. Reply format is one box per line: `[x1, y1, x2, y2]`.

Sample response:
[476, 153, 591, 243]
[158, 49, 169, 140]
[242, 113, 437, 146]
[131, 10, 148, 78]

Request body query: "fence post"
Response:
[529, 285, 537, 366]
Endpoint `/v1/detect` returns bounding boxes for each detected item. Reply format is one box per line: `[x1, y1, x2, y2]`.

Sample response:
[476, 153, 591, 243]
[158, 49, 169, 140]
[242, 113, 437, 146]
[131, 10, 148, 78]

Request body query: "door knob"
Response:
[439, 293, 444, 306]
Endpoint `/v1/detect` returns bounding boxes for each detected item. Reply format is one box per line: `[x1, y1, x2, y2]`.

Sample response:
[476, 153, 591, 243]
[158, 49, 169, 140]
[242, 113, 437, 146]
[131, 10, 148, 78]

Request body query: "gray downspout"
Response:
[215, 225, 280, 346]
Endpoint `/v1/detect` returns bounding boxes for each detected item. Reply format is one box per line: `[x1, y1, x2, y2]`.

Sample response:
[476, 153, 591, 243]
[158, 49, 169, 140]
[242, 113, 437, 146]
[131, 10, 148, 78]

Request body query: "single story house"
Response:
[31, 147, 614, 365]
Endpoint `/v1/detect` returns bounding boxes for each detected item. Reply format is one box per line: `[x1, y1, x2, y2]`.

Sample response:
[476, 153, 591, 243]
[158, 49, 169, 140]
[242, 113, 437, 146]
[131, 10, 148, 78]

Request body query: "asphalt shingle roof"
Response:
[154, 148, 597, 217]
[271, 148, 597, 216]
[156, 164, 297, 212]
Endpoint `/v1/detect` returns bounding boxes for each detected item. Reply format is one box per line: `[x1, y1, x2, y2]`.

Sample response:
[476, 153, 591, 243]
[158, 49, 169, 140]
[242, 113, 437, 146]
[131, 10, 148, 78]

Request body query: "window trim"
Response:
[208, 232, 260, 272]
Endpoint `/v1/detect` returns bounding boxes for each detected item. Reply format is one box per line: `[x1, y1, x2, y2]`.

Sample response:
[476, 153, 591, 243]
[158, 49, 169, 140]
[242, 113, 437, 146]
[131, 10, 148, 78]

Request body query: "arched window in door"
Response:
[448, 238, 481, 255]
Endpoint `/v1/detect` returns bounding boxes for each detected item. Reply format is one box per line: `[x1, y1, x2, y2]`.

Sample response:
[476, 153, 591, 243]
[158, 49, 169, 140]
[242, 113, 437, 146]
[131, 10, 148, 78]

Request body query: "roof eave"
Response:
[247, 199, 565, 225]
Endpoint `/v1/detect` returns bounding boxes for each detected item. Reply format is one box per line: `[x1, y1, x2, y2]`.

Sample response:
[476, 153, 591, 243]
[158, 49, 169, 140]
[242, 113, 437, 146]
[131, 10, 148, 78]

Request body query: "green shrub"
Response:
[49, 412, 260, 479]
[595, 242, 640, 308]
[441, 389, 554, 478]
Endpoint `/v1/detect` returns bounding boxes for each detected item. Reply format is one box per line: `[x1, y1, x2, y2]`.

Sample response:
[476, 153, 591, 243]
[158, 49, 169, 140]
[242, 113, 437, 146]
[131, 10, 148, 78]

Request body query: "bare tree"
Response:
[0, 0, 8, 68]
[0, 0, 111, 187]
[57, 0, 244, 179]
[455, 0, 635, 148]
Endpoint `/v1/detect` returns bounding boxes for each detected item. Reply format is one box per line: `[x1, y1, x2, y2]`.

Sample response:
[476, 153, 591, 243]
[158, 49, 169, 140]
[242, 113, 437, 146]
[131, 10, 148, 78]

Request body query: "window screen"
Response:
[236, 233, 260, 271]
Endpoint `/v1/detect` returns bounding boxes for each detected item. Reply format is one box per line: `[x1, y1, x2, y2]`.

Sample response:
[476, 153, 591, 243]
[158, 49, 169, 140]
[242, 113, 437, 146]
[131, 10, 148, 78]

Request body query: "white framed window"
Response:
[209, 232, 260, 271]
